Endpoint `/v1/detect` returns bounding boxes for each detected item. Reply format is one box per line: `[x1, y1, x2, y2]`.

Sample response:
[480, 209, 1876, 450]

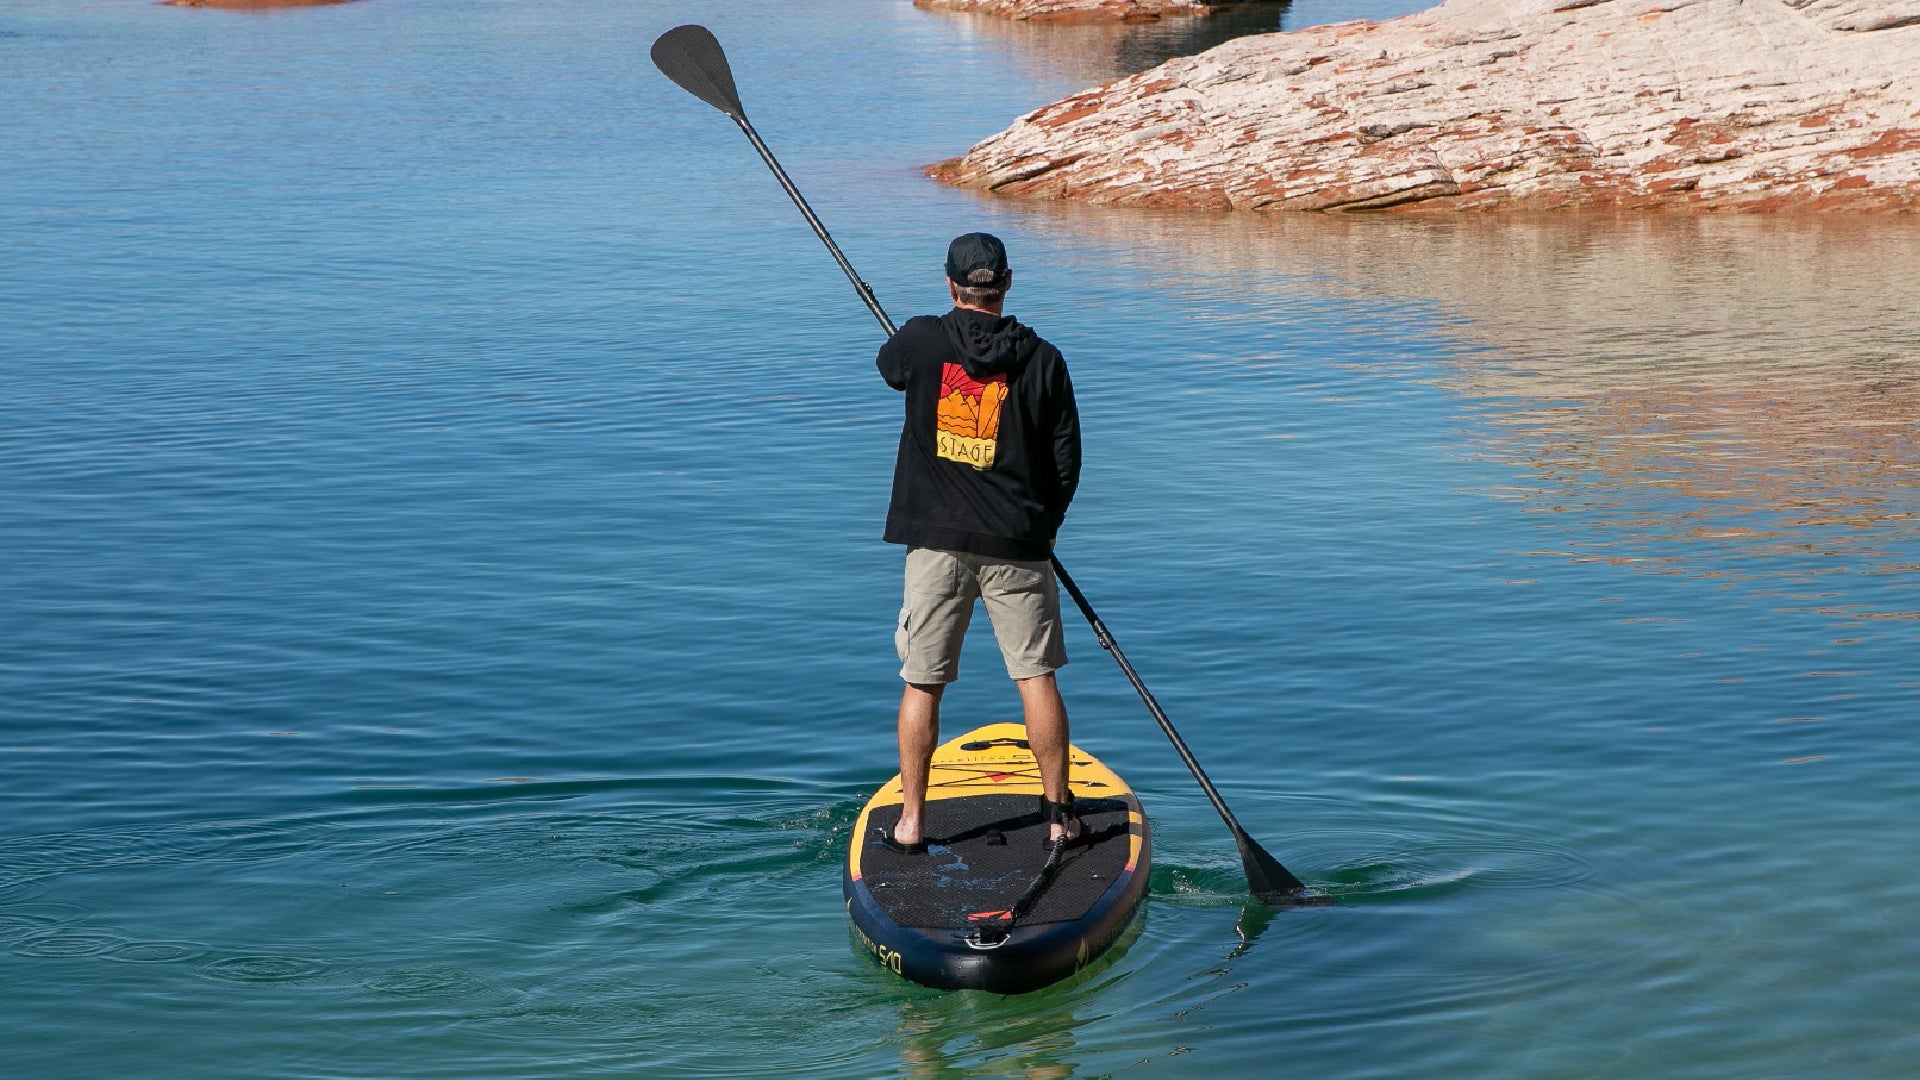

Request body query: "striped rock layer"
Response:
[930, 0, 1920, 210]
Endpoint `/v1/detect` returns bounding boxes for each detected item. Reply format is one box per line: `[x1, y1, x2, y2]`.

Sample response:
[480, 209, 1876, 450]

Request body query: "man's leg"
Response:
[1017, 673, 1078, 843]
[894, 548, 975, 848]
[895, 682, 945, 846]
[976, 556, 1076, 843]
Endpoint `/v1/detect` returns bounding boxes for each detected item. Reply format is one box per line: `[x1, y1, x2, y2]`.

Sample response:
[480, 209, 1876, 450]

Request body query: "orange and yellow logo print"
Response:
[936, 363, 1005, 471]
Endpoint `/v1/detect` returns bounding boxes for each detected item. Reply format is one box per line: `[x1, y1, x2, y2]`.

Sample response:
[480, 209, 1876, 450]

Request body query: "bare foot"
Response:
[890, 817, 923, 848]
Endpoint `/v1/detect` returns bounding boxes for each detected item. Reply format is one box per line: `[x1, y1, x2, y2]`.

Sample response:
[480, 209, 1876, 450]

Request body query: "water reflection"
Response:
[924, 2, 1290, 85]
[1010, 206, 1920, 623]
[884, 914, 1145, 1076]
[894, 997, 1082, 1078]
[922, 0, 1445, 91]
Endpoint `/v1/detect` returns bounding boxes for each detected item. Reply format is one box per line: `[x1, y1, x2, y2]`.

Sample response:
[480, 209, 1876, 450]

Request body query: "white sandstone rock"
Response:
[930, 0, 1920, 210]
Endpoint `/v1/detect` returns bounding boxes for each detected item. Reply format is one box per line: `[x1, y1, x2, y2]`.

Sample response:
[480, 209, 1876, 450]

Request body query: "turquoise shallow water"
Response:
[6, 1, 1920, 1076]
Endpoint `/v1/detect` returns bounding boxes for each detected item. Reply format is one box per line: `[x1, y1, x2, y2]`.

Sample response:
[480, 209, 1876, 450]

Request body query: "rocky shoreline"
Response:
[930, 0, 1920, 211]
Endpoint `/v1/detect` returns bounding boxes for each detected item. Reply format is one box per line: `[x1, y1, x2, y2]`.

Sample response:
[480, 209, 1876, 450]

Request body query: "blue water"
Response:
[6, 1, 1920, 1076]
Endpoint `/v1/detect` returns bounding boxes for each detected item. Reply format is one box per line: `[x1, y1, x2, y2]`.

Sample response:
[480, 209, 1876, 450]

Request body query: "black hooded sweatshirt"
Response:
[876, 307, 1080, 561]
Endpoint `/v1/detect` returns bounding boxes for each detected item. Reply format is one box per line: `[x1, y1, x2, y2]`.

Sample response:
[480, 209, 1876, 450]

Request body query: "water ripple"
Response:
[200, 954, 332, 984]
[1302, 828, 1593, 897]
[361, 966, 498, 999]
[101, 940, 210, 965]
[6, 2, 1920, 1076]
[13, 928, 127, 958]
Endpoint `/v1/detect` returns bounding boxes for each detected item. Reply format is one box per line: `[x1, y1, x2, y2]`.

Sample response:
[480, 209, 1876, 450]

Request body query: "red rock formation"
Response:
[931, 0, 1920, 210]
[916, 0, 1214, 21]
[163, 0, 357, 8]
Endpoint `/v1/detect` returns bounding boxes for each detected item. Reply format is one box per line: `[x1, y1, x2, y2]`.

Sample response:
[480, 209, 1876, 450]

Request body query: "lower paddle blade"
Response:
[651, 24, 745, 119]
[1237, 832, 1305, 905]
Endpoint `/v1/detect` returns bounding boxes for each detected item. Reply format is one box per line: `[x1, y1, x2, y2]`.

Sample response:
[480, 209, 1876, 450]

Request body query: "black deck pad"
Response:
[862, 795, 1133, 930]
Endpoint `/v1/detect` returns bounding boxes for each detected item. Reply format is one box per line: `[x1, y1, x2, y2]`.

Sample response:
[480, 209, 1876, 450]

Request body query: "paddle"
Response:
[650, 24, 895, 337]
[651, 24, 1306, 905]
[1048, 559, 1303, 901]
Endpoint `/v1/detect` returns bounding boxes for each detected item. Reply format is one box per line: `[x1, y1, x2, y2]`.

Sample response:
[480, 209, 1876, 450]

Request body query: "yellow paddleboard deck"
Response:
[843, 722, 1150, 993]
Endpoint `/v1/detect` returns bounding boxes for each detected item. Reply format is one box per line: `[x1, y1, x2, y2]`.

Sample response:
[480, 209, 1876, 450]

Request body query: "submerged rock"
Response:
[930, 0, 1920, 211]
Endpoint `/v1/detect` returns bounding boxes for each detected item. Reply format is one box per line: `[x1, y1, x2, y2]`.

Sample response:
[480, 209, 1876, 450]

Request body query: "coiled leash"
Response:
[965, 794, 1078, 949]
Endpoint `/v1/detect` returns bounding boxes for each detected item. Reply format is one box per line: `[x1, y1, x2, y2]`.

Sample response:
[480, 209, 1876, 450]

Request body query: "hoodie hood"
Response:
[941, 307, 1041, 380]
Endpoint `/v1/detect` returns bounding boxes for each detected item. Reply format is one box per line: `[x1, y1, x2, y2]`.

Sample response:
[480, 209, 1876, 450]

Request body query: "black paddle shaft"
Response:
[651, 23, 1305, 905]
[1050, 558, 1304, 901]
[650, 25, 894, 336]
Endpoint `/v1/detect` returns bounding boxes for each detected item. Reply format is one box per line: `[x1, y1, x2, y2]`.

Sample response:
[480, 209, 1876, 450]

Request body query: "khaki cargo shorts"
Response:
[896, 546, 1068, 685]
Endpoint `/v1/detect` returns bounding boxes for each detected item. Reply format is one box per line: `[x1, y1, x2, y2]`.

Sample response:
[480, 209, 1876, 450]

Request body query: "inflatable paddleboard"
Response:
[844, 722, 1150, 994]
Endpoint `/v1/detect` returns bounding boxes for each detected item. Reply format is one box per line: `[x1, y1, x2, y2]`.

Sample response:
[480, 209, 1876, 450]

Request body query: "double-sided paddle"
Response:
[651, 24, 1306, 905]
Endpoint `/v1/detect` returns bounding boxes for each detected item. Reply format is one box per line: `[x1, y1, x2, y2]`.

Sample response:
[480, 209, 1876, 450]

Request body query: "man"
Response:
[875, 232, 1082, 851]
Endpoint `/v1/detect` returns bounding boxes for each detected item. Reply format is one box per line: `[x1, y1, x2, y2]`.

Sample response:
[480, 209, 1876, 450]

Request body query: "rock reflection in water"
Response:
[1013, 207, 1920, 622]
[922, 2, 1290, 85]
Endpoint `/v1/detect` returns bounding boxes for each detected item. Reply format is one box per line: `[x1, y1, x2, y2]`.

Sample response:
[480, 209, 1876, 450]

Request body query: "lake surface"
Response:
[5, 1, 1920, 1077]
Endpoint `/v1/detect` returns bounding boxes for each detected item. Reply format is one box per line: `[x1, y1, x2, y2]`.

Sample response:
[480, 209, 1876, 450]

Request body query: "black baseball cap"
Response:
[946, 232, 1010, 287]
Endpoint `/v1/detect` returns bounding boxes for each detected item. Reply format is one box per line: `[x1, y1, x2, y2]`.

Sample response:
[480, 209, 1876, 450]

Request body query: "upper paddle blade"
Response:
[1237, 831, 1305, 905]
[651, 24, 745, 119]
